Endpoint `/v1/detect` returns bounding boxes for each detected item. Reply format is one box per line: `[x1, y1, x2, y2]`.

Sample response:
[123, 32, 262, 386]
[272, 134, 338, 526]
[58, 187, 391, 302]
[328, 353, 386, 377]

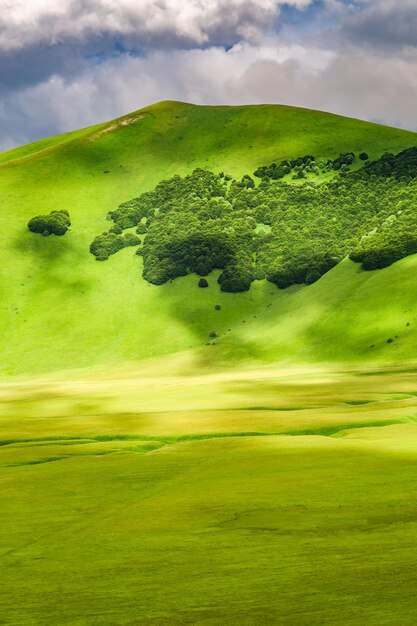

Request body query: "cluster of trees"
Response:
[347, 147, 417, 268]
[106, 168, 228, 231]
[350, 233, 417, 270]
[265, 249, 339, 289]
[355, 147, 417, 181]
[90, 232, 141, 261]
[253, 152, 364, 181]
[349, 196, 417, 269]
[91, 146, 417, 290]
[254, 155, 317, 180]
[331, 152, 356, 170]
[92, 169, 256, 290]
[28, 210, 71, 236]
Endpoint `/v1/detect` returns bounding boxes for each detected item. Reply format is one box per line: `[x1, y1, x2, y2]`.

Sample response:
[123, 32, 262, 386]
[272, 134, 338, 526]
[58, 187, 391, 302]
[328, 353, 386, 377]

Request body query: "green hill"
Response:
[4, 101, 417, 626]
[1, 100, 417, 377]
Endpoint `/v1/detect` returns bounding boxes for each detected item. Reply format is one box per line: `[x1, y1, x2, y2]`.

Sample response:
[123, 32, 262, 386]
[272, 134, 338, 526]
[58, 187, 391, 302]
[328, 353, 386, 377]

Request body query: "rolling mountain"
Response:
[1, 100, 416, 377]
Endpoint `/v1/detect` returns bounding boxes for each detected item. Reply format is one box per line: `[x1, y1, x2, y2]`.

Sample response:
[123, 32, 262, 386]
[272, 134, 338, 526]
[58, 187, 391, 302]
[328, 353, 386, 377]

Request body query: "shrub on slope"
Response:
[28, 210, 71, 236]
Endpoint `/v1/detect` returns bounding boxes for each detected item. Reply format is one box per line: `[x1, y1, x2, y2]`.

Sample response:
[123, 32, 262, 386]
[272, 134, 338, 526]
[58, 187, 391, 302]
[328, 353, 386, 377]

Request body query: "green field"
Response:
[2, 102, 417, 624]
[3, 365, 417, 624]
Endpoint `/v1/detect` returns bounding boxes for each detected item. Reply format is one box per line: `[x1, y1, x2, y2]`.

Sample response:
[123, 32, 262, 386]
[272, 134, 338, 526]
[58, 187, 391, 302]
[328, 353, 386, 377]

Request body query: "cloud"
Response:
[0, 0, 314, 98]
[337, 0, 417, 49]
[0, 0, 312, 51]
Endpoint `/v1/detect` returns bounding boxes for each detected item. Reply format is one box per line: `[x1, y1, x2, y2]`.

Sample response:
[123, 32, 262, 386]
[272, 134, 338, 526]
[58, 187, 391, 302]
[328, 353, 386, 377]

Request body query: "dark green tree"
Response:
[28, 210, 71, 236]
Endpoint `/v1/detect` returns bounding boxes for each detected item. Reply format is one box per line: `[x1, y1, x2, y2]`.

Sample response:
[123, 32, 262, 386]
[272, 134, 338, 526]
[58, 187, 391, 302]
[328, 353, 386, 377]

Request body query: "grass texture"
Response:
[2, 365, 417, 624]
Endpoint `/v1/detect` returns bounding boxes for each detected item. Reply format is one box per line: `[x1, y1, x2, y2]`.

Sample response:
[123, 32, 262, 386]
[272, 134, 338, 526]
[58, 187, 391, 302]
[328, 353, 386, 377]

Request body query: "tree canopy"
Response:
[90, 146, 417, 291]
[28, 210, 71, 236]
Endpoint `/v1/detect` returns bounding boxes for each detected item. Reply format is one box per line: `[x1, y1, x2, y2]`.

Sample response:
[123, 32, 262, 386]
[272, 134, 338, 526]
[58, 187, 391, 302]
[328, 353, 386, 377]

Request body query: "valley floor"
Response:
[2, 363, 417, 624]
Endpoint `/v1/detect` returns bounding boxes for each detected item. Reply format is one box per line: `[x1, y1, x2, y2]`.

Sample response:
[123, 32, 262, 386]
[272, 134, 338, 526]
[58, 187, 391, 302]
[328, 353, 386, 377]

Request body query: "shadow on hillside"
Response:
[13, 229, 92, 294]
[151, 270, 273, 371]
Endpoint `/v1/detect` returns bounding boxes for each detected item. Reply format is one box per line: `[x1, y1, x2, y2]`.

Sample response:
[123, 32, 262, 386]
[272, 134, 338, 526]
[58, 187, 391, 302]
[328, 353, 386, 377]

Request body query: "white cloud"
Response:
[0, 0, 312, 51]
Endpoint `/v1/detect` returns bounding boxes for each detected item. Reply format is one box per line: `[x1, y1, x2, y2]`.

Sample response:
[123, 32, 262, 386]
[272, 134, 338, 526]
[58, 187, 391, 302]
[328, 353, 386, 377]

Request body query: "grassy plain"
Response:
[2, 365, 417, 624]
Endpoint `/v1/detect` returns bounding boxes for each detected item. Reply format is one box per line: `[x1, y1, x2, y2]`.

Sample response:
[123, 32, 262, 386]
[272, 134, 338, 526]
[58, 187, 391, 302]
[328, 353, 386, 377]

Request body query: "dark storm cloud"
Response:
[0, 44, 87, 94]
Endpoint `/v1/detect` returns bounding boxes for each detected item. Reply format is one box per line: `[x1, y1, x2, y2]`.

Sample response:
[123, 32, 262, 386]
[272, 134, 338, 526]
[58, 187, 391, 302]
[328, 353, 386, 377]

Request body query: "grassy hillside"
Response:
[1, 100, 416, 377]
[224, 255, 417, 365]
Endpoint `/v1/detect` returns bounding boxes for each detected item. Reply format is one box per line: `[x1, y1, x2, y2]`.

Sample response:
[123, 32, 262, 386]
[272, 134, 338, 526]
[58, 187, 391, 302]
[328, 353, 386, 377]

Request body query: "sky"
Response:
[0, 0, 416, 150]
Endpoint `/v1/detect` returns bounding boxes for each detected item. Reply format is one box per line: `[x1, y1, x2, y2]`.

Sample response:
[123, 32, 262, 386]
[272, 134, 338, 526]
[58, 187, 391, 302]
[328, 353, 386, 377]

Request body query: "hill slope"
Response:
[1, 100, 417, 377]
